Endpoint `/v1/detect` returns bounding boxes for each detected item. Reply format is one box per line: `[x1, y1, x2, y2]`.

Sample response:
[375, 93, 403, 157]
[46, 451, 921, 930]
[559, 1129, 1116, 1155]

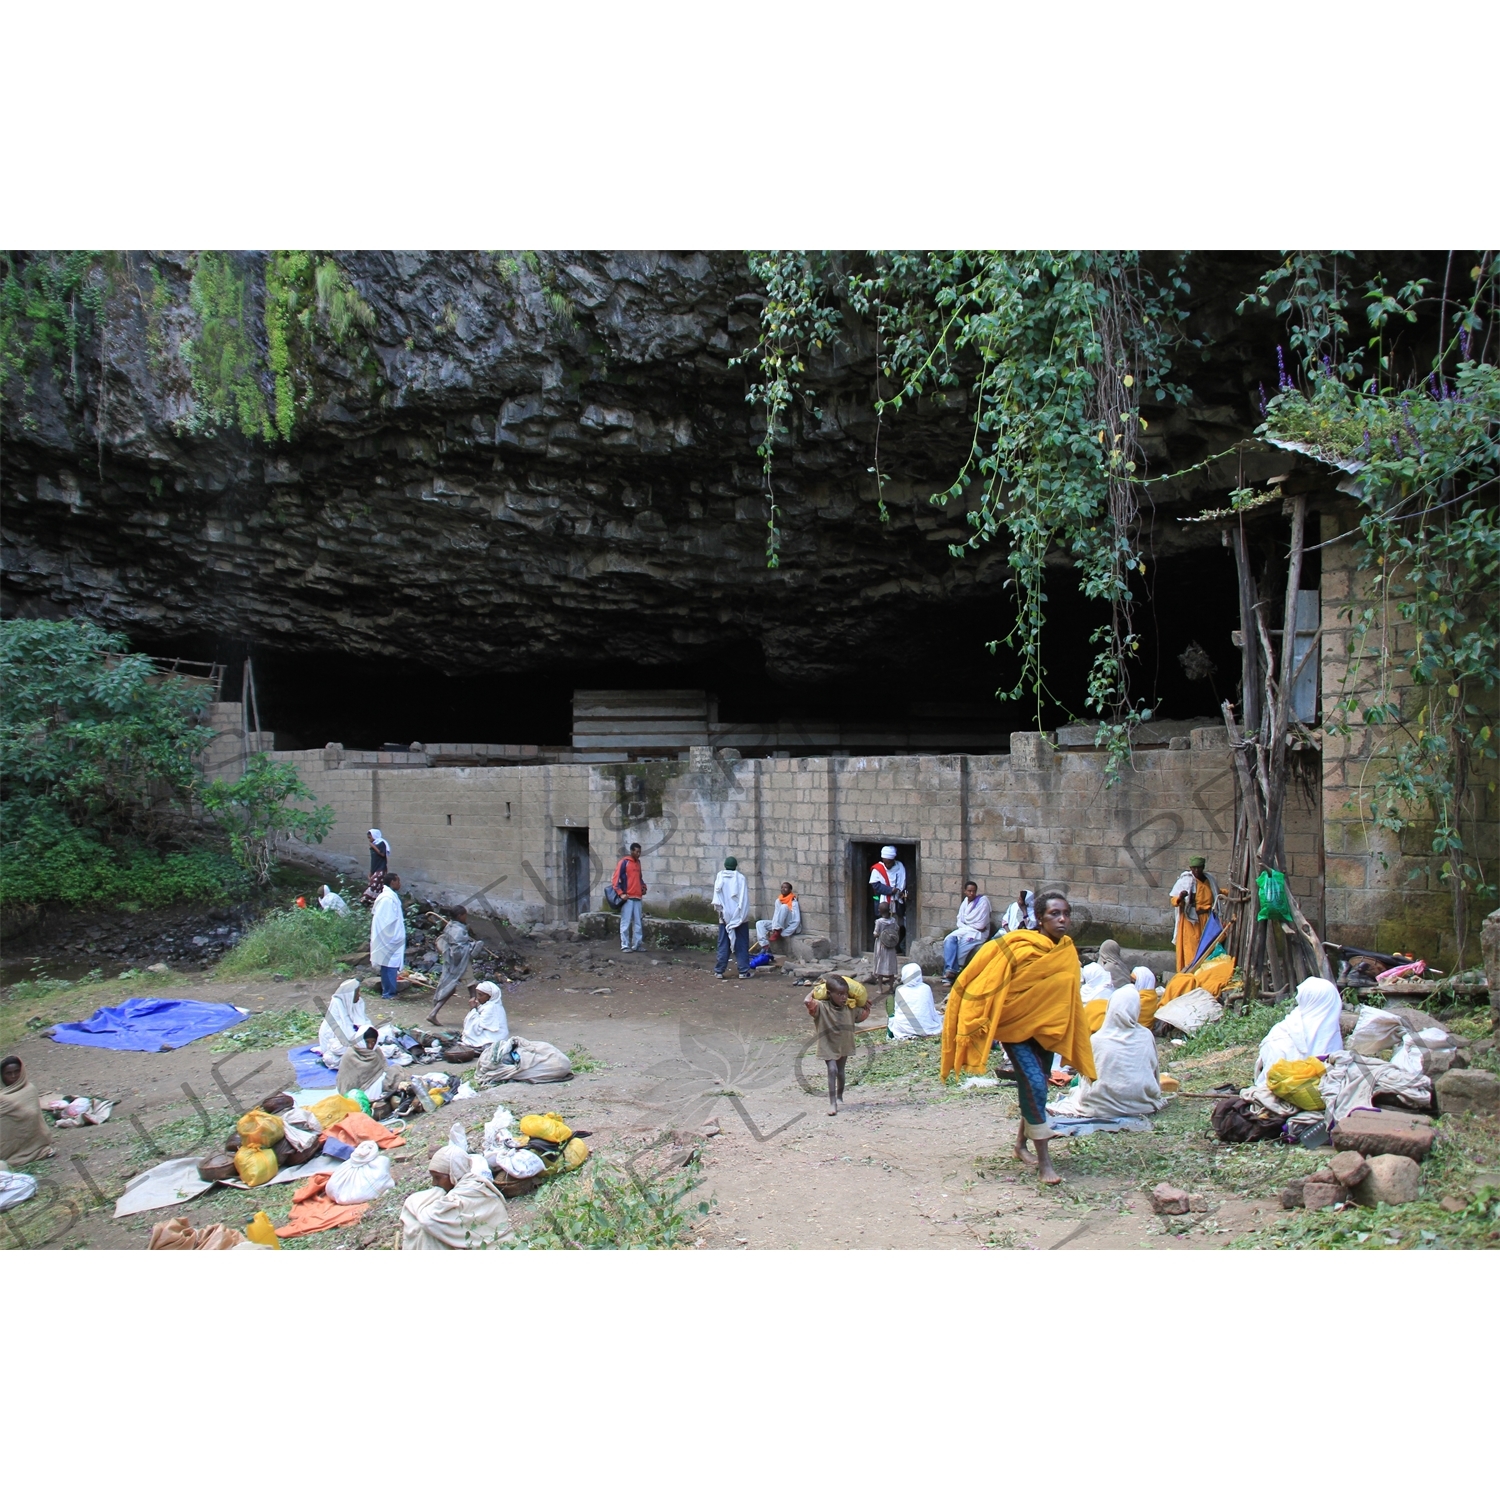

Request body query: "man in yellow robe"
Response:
[941, 892, 1095, 1185]
[1170, 856, 1218, 972]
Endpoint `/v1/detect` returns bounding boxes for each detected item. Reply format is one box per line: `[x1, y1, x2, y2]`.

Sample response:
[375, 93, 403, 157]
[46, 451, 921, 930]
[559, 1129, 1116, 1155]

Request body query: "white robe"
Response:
[712, 868, 749, 928]
[1255, 978, 1344, 1086]
[399, 1174, 512, 1249]
[1050, 987, 1167, 1120]
[462, 989, 510, 1049]
[318, 886, 349, 914]
[947, 894, 992, 945]
[1080, 962, 1115, 1003]
[369, 883, 406, 969]
[890, 965, 943, 1040]
[317, 979, 370, 1066]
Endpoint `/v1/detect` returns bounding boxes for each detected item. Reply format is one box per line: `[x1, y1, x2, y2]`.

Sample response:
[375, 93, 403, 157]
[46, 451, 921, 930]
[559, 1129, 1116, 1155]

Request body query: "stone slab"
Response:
[1331, 1109, 1437, 1162]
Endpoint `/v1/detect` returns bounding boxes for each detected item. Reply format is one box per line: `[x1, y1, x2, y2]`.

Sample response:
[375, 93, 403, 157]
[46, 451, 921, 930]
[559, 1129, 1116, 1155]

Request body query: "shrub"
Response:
[216, 903, 372, 978]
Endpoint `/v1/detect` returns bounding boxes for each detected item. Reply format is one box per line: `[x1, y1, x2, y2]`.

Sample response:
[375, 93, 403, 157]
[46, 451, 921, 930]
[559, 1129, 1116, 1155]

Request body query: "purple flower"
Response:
[1276, 345, 1292, 391]
[1258, 381, 1268, 415]
[1460, 328, 1472, 361]
[1363, 428, 1372, 456]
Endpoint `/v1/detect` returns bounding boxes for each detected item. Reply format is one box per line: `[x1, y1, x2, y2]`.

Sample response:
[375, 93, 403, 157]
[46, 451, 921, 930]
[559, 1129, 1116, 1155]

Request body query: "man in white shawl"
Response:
[1255, 977, 1343, 1087]
[317, 978, 370, 1068]
[1050, 986, 1168, 1125]
[889, 963, 943, 1040]
[713, 856, 752, 980]
[942, 882, 992, 979]
[999, 889, 1037, 934]
[318, 884, 350, 914]
[400, 1132, 513, 1250]
[369, 872, 406, 1000]
[462, 981, 509, 1049]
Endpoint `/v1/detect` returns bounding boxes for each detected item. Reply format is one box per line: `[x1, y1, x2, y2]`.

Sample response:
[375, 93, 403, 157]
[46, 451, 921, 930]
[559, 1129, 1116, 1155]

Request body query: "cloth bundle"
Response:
[472, 1035, 574, 1087]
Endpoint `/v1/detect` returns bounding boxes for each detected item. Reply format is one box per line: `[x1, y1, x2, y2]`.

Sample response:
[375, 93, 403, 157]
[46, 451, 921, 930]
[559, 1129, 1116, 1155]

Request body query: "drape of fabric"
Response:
[0, 1062, 53, 1164]
[1132, 965, 1157, 993]
[1170, 871, 1217, 972]
[369, 883, 406, 970]
[941, 931, 1095, 1081]
[1080, 963, 1115, 1003]
[274, 1172, 369, 1238]
[1050, 987, 1166, 1120]
[462, 983, 509, 1048]
[1003, 1038, 1054, 1126]
[773, 893, 801, 936]
[430, 918, 478, 1010]
[400, 1172, 513, 1249]
[368, 830, 390, 872]
[335, 1043, 394, 1100]
[472, 1035, 573, 1087]
[1256, 978, 1344, 1086]
[317, 979, 370, 1066]
[1000, 893, 1036, 933]
[712, 868, 749, 928]
[1160, 953, 1235, 1006]
[1097, 940, 1132, 989]
[950, 894, 993, 944]
[890, 964, 942, 1039]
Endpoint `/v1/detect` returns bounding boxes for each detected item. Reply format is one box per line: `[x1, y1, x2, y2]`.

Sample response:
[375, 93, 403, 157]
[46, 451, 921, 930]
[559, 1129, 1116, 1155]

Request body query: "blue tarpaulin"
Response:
[288, 1045, 339, 1088]
[1190, 912, 1225, 967]
[49, 996, 248, 1052]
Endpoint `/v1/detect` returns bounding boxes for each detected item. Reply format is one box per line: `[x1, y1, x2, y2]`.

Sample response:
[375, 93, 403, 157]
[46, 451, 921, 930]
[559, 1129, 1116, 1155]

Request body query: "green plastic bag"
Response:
[1257, 869, 1295, 924]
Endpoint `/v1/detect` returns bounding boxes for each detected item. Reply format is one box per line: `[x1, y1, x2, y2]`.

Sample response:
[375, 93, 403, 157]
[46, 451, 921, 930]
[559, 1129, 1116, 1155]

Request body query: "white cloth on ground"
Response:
[400, 1171, 512, 1249]
[1050, 987, 1167, 1120]
[1131, 965, 1157, 993]
[114, 1157, 217, 1218]
[369, 883, 406, 970]
[317, 978, 370, 1065]
[318, 885, 349, 914]
[324, 1140, 394, 1204]
[1317, 1049, 1432, 1119]
[890, 963, 943, 1040]
[1255, 977, 1344, 1086]
[1080, 962, 1115, 1003]
[0, 1164, 39, 1211]
[462, 982, 510, 1049]
[712, 868, 749, 928]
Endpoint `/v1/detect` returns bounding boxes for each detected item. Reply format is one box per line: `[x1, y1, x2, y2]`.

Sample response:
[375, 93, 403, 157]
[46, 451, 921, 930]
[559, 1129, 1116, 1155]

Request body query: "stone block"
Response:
[1330, 1110, 1436, 1162]
[1435, 1068, 1500, 1117]
[1329, 1150, 1370, 1188]
[785, 935, 831, 961]
[1150, 1183, 1190, 1215]
[1303, 1180, 1346, 1210]
[1351, 1154, 1421, 1206]
[1279, 1181, 1305, 1209]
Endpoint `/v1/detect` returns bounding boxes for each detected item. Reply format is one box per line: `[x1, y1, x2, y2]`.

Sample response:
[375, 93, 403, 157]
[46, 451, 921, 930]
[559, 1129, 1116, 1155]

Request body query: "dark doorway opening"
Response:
[560, 827, 591, 918]
[849, 840, 919, 957]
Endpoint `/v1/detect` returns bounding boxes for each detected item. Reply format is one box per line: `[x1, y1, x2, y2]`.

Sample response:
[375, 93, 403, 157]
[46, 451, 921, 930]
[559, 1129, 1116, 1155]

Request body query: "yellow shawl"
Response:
[1160, 953, 1235, 1005]
[941, 931, 1096, 1081]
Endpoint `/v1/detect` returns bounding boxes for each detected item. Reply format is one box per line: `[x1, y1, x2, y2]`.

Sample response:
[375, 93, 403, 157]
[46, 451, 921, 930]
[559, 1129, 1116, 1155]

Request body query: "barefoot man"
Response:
[940, 891, 1094, 1185]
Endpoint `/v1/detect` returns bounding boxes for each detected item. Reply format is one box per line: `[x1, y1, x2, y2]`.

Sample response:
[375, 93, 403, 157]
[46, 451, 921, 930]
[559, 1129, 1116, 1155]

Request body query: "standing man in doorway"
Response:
[713, 855, 752, 981]
[1169, 856, 1219, 972]
[613, 842, 647, 953]
[869, 844, 908, 949]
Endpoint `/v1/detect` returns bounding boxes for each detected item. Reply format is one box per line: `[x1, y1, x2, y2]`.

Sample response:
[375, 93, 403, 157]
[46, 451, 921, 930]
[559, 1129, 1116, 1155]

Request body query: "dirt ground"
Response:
[2, 937, 1318, 1250]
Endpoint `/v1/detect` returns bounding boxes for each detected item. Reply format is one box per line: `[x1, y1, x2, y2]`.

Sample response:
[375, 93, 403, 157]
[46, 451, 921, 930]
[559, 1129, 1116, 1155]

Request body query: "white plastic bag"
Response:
[324, 1140, 394, 1204]
[0, 1168, 38, 1212]
[482, 1105, 518, 1152]
[1154, 989, 1223, 1035]
[489, 1146, 545, 1178]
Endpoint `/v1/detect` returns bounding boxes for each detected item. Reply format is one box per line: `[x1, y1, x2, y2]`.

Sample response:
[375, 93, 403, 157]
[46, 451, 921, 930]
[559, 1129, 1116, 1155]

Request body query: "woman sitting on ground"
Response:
[1049, 986, 1168, 1125]
[0, 1056, 54, 1165]
[336, 1027, 403, 1101]
[889, 963, 943, 1040]
[1255, 977, 1343, 1087]
[399, 1139, 513, 1250]
[318, 978, 370, 1069]
[461, 981, 509, 1050]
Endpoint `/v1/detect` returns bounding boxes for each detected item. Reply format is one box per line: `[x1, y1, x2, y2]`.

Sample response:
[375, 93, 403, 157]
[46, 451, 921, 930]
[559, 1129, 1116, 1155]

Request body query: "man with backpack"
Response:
[611, 842, 647, 952]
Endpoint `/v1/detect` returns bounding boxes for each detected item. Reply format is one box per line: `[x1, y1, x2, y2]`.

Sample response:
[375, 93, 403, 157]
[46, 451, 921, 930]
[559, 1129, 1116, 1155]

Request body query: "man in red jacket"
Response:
[613, 842, 647, 952]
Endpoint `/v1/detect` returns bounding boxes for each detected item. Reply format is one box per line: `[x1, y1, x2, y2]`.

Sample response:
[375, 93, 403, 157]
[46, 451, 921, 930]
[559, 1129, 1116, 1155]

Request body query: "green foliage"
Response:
[313, 257, 376, 347]
[512, 1157, 710, 1249]
[739, 252, 1192, 765]
[1256, 253, 1500, 954]
[1171, 995, 1292, 1060]
[200, 753, 335, 885]
[184, 251, 272, 439]
[210, 1005, 321, 1053]
[0, 824, 247, 907]
[216, 902, 370, 978]
[265, 250, 313, 442]
[566, 1045, 603, 1073]
[0, 251, 106, 413]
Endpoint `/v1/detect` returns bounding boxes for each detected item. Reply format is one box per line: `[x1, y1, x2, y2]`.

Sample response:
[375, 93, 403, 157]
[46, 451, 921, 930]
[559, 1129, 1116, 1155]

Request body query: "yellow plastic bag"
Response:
[810, 977, 869, 1007]
[236, 1108, 286, 1150]
[308, 1094, 357, 1129]
[562, 1137, 590, 1171]
[1267, 1058, 1327, 1112]
[234, 1145, 279, 1187]
[244, 1211, 282, 1248]
[519, 1112, 573, 1145]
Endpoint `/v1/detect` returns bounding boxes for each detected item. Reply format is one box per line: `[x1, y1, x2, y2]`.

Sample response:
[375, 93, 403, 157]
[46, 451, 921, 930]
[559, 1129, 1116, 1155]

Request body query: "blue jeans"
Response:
[1002, 1038, 1053, 1126]
[619, 898, 643, 950]
[380, 965, 400, 1000]
[943, 933, 984, 975]
[716, 922, 750, 976]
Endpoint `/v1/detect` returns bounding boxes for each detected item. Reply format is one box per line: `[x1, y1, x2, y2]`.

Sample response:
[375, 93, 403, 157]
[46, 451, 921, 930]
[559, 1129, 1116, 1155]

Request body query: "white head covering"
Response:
[890, 963, 942, 1040]
[1255, 978, 1344, 1085]
[899, 962, 922, 986]
[880, 845, 897, 860]
[1080, 962, 1115, 1003]
[462, 982, 510, 1050]
[318, 977, 370, 1062]
[1131, 965, 1157, 992]
[1050, 986, 1167, 1120]
[368, 828, 389, 852]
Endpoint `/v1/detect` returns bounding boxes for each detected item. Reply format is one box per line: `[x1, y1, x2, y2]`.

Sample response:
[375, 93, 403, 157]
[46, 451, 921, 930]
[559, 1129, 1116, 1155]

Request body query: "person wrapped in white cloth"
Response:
[713, 856, 752, 980]
[1050, 987, 1168, 1122]
[1255, 977, 1343, 1087]
[754, 883, 802, 950]
[400, 1128, 513, 1249]
[369, 872, 407, 1000]
[889, 963, 943, 1040]
[462, 981, 510, 1049]
[1079, 962, 1115, 1004]
[317, 978, 370, 1069]
[317, 883, 350, 914]
[942, 882, 993, 979]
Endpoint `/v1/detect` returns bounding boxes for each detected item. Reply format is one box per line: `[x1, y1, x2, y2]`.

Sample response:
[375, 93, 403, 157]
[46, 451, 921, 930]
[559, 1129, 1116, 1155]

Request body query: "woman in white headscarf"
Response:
[318, 884, 349, 915]
[1255, 977, 1344, 1087]
[461, 981, 510, 1049]
[400, 1128, 513, 1249]
[889, 963, 943, 1040]
[317, 978, 370, 1068]
[1079, 962, 1115, 1003]
[1131, 964, 1161, 1026]
[1050, 986, 1167, 1121]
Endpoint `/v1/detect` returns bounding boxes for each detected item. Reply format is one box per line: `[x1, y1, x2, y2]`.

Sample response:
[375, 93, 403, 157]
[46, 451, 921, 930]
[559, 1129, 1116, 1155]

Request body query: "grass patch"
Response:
[566, 1045, 603, 1074]
[852, 1035, 943, 1089]
[1231, 1189, 1500, 1250]
[217, 905, 370, 979]
[6, 966, 106, 1004]
[509, 1158, 711, 1249]
[210, 1006, 320, 1053]
[1173, 997, 1293, 1059]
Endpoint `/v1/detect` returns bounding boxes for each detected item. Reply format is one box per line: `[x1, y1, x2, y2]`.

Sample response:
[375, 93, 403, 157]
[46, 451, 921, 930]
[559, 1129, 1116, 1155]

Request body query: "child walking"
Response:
[805, 973, 869, 1115]
[872, 898, 901, 1008]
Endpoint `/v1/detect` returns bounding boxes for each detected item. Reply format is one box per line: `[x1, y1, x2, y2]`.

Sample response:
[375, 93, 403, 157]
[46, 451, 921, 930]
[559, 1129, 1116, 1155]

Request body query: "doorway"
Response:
[560, 827, 591, 918]
[849, 839, 918, 956]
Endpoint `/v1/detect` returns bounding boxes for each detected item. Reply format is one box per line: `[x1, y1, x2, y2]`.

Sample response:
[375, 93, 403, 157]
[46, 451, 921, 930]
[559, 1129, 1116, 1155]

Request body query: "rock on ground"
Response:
[1151, 1183, 1190, 1215]
[1435, 1068, 1500, 1117]
[1351, 1154, 1421, 1206]
[1331, 1109, 1436, 1162]
[1329, 1150, 1370, 1188]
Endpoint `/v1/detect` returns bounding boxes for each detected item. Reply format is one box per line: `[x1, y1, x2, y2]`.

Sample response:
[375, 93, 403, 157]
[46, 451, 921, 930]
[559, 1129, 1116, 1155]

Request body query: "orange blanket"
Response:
[1160, 954, 1235, 1005]
[274, 1172, 369, 1239]
[941, 931, 1096, 1081]
[326, 1112, 404, 1151]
